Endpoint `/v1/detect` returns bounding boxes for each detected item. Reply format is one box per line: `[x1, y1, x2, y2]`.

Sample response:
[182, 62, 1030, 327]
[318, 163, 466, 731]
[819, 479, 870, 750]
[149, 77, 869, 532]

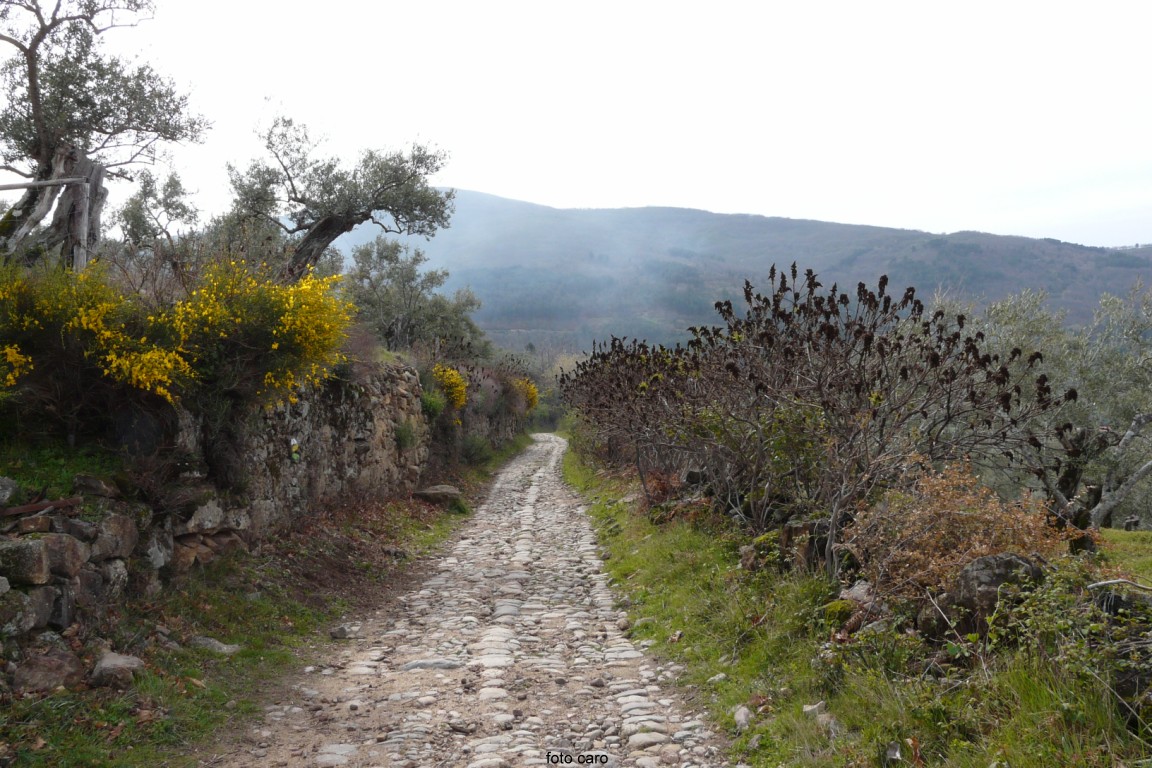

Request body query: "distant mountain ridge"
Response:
[335, 190, 1152, 352]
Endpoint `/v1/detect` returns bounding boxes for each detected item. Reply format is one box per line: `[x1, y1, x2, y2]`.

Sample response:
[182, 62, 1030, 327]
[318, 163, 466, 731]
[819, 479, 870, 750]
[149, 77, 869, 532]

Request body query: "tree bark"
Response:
[41, 151, 106, 269]
[282, 212, 359, 280]
[0, 144, 106, 268]
[0, 144, 74, 259]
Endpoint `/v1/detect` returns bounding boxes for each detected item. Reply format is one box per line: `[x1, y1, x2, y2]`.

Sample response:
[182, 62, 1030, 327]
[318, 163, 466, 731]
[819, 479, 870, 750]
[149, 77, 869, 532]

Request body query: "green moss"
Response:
[0, 437, 123, 501]
[821, 599, 856, 627]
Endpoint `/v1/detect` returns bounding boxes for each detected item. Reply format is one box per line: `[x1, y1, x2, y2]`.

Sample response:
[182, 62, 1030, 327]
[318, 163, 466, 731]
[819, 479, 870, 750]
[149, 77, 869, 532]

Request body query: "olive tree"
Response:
[0, 0, 206, 264]
[979, 286, 1152, 528]
[228, 117, 453, 281]
[347, 235, 485, 358]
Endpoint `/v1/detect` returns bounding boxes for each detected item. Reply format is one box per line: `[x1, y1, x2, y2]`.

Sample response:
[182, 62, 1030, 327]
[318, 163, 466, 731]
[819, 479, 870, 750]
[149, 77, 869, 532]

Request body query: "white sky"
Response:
[94, 0, 1152, 247]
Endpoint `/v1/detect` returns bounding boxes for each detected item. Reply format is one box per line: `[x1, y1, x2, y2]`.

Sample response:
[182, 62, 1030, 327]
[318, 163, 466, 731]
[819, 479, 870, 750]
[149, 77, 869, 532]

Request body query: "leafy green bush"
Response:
[394, 421, 416, 451]
[421, 389, 446, 420]
[462, 434, 493, 465]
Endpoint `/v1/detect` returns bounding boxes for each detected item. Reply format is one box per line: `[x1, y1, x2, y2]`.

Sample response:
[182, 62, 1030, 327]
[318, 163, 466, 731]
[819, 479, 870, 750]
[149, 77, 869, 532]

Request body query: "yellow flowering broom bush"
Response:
[0, 259, 353, 433]
[511, 377, 539, 412]
[432, 363, 468, 410]
[0, 262, 191, 405]
[170, 260, 354, 403]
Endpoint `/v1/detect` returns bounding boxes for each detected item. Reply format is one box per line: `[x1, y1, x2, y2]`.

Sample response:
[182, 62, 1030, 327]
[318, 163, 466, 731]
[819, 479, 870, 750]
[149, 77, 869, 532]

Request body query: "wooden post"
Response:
[73, 181, 89, 271]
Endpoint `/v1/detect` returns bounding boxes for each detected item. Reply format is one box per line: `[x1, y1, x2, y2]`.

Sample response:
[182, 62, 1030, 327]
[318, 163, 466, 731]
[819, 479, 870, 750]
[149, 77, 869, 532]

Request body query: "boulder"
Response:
[0, 475, 18, 505]
[189, 635, 241, 655]
[157, 481, 217, 515]
[90, 651, 145, 688]
[89, 514, 139, 561]
[414, 485, 463, 505]
[0, 589, 33, 636]
[918, 553, 1043, 638]
[140, 519, 173, 570]
[0, 538, 51, 585]
[42, 534, 89, 578]
[954, 553, 1043, 622]
[174, 499, 226, 536]
[840, 580, 876, 605]
[13, 648, 85, 693]
[16, 515, 52, 534]
[72, 567, 106, 614]
[194, 541, 215, 565]
[170, 537, 199, 572]
[72, 474, 121, 499]
[56, 517, 98, 541]
[26, 585, 56, 629]
[100, 559, 129, 602]
[204, 531, 248, 556]
[48, 583, 75, 630]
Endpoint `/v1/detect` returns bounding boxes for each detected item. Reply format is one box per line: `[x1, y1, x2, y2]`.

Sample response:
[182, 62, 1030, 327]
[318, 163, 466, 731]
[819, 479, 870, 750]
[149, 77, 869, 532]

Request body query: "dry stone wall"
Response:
[0, 362, 432, 652]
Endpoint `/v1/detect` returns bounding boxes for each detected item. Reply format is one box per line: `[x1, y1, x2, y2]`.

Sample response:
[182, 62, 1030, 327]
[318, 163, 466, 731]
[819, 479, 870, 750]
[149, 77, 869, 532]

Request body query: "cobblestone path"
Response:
[206, 434, 731, 768]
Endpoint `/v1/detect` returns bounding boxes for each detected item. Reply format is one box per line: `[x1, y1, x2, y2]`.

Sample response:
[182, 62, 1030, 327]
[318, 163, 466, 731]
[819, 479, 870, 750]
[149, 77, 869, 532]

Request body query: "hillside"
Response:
[336, 191, 1152, 352]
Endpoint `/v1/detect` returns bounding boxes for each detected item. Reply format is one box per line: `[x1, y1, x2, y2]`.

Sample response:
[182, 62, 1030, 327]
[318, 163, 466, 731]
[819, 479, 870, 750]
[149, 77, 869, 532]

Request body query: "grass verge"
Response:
[562, 446, 1152, 767]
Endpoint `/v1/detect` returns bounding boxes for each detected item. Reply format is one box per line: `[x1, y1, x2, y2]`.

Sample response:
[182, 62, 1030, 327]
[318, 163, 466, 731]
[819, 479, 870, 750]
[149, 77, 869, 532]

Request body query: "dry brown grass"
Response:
[847, 462, 1074, 601]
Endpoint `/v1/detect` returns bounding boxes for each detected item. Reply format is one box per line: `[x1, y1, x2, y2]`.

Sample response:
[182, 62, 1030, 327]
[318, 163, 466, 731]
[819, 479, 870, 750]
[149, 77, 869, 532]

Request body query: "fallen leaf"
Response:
[906, 736, 924, 767]
[187, 677, 206, 689]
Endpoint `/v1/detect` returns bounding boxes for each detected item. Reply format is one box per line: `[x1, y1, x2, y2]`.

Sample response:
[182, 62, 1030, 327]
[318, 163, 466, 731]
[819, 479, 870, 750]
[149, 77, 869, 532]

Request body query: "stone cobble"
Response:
[211, 434, 732, 767]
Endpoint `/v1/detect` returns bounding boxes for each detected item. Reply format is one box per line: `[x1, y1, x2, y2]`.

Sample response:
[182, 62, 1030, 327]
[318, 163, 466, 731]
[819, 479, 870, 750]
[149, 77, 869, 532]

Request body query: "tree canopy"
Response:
[346, 235, 486, 359]
[228, 117, 453, 281]
[0, 0, 206, 264]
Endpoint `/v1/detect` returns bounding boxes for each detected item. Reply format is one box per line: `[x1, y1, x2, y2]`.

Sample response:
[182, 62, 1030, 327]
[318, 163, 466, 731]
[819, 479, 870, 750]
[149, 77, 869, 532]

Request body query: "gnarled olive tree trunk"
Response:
[0, 143, 106, 269]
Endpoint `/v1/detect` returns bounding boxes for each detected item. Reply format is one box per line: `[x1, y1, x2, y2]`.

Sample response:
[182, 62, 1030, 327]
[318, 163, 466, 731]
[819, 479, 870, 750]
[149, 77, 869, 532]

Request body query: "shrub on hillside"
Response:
[847, 462, 1072, 602]
[561, 265, 1071, 575]
[171, 260, 353, 403]
[462, 434, 494, 465]
[512, 377, 538, 411]
[421, 388, 446, 420]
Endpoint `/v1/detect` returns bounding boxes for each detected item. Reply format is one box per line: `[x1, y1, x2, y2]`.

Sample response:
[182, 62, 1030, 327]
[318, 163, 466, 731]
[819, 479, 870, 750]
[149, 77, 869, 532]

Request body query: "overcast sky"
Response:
[99, 0, 1152, 247]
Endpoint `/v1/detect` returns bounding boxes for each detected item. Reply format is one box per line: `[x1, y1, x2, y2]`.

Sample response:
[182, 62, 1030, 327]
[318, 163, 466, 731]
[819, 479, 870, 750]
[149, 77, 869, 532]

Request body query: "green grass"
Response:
[1, 552, 332, 768]
[562, 447, 1152, 767]
[1100, 528, 1152, 583]
[0, 436, 123, 502]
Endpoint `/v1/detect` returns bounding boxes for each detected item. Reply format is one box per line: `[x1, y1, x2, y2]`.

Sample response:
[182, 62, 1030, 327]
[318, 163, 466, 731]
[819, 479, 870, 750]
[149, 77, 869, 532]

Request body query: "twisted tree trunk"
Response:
[0, 143, 106, 268]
